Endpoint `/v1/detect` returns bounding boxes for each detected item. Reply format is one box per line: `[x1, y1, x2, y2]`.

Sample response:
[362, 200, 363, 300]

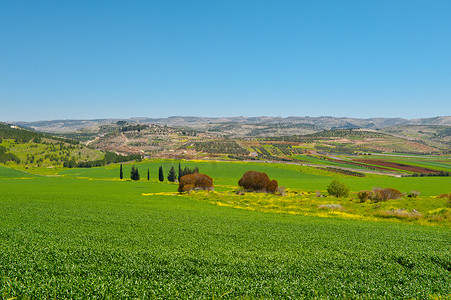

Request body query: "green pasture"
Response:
[1, 175, 451, 299]
[397, 160, 451, 172]
[58, 159, 451, 196]
[0, 165, 37, 178]
[59, 159, 330, 189]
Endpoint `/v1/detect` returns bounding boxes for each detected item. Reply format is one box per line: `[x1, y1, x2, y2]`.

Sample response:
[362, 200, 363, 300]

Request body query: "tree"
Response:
[167, 166, 176, 182]
[147, 168, 150, 181]
[178, 162, 182, 182]
[327, 180, 350, 198]
[69, 157, 77, 168]
[131, 165, 140, 181]
[158, 166, 164, 182]
[120, 164, 123, 180]
[193, 166, 199, 173]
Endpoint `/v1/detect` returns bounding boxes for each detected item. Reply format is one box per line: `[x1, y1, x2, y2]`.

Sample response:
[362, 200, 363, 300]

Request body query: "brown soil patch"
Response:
[353, 159, 439, 174]
[324, 157, 395, 172]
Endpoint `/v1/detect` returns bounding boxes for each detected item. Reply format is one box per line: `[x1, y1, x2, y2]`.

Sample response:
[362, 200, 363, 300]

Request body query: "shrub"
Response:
[437, 193, 451, 200]
[444, 193, 451, 208]
[377, 209, 422, 220]
[266, 180, 279, 194]
[407, 190, 420, 198]
[238, 171, 270, 192]
[178, 173, 214, 193]
[370, 187, 403, 202]
[327, 180, 350, 198]
[370, 187, 384, 202]
[379, 188, 403, 201]
[276, 186, 286, 196]
[238, 171, 278, 194]
[357, 190, 372, 202]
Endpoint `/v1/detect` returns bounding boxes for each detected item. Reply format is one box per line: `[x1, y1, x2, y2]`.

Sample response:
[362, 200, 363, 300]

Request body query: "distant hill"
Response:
[0, 122, 103, 168]
[12, 116, 451, 134]
[9, 117, 450, 156]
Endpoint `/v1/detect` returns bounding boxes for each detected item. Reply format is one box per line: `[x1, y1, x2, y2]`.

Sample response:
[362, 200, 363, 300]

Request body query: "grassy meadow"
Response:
[1, 160, 451, 299]
[59, 159, 451, 195]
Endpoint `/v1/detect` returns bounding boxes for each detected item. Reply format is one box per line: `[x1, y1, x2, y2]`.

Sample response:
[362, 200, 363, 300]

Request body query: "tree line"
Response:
[0, 146, 21, 164]
[70, 152, 142, 168]
[120, 162, 199, 182]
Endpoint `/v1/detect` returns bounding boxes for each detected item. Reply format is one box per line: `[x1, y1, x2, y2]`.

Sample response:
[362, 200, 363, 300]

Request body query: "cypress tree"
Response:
[130, 165, 135, 180]
[158, 166, 164, 182]
[168, 166, 176, 182]
[178, 162, 182, 182]
[147, 168, 150, 181]
[120, 164, 123, 180]
[184, 166, 191, 175]
[131, 165, 140, 181]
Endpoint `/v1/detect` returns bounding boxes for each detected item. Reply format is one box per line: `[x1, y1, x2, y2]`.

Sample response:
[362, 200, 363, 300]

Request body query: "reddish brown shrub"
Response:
[238, 171, 270, 191]
[178, 173, 214, 193]
[370, 187, 403, 202]
[266, 180, 279, 194]
[380, 188, 403, 200]
[437, 193, 451, 199]
[238, 171, 278, 194]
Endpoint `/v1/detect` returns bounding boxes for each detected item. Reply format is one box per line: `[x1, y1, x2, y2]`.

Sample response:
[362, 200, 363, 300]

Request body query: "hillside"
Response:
[47, 121, 449, 177]
[5, 119, 450, 177]
[0, 123, 105, 170]
[381, 125, 451, 152]
[13, 116, 451, 134]
[86, 122, 445, 157]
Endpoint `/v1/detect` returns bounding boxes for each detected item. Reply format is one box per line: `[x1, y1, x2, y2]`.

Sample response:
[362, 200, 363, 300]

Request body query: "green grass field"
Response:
[59, 159, 451, 196]
[1, 161, 451, 299]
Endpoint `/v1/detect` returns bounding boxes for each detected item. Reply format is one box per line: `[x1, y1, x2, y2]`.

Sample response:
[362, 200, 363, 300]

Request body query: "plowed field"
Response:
[353, 159, 440, 174]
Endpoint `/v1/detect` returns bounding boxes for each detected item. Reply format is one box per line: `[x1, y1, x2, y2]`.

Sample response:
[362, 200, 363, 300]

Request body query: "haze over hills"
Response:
[12, 116, 451, 134]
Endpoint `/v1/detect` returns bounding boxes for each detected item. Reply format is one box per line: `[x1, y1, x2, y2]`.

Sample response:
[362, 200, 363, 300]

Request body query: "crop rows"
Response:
[1, 176, 451, 298]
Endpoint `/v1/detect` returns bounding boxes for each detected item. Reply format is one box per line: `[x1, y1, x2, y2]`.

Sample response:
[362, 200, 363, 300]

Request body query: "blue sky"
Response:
[1, 1, 450, 121]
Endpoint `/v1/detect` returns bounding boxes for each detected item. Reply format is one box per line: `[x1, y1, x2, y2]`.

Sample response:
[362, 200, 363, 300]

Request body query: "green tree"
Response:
[178, 162, 182, 182]
[120, 164, 123, 180]
[167, 166, 176, 182]
[131, 165, 140, 181]
[327, 180, 350, 198]
[158, 166, 164, 182]
[184, 166, 191, 176]
[64, 157, 77, 168]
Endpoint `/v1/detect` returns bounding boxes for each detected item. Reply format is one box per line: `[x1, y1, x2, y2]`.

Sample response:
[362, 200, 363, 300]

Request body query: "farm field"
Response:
[60, 159, 451, 196]
[1, 159, 451, 298]
[59, 160, 451, 225]
[1, 172, 451, 299]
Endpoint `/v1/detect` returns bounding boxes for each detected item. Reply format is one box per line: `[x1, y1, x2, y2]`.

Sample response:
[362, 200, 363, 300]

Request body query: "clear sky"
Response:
[1, 0, 450, 121]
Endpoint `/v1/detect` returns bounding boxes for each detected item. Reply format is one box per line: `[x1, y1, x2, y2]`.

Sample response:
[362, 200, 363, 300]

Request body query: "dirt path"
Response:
[85, 136, 99, 146]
